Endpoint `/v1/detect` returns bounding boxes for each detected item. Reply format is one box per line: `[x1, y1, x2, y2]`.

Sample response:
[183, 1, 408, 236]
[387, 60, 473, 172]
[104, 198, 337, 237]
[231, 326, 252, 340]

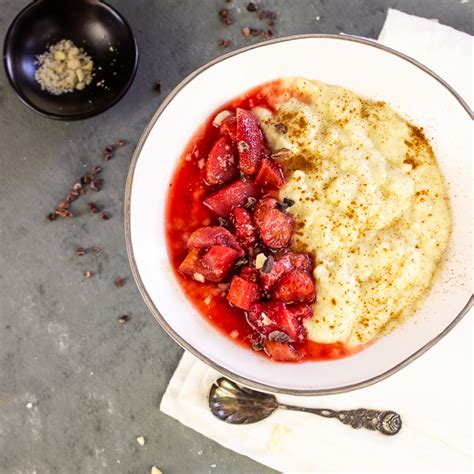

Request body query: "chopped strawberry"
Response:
[203, 180, 260, 217]
[254, 158, 285, 189]
[187, 226, 243, 255]
[260, 251, 313, 292]
[253, 197, 294, 249]
[239, 265, 260, 283]
[205, 136, 238, 186]
[231, 207, 257, 249]
[227, 275, 261, 310]
[264, 340, 303, 362]
[202, 246, 240, 281]
[220, 115, 237, 141]
[248, 301, 307, 342]
[272, 269, 316, 304]
[236, 108, 264, 176]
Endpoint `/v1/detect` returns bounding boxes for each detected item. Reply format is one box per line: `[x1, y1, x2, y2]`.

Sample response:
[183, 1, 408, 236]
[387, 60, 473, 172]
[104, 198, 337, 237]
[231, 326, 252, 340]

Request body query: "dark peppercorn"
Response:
[153, 80, 162, 93]
[247, 2, 258, 12]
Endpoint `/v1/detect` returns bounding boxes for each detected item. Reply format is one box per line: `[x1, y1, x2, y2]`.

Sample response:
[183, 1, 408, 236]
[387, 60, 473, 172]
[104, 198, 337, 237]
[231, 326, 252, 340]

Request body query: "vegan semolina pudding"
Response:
[166, 77, 451, 362]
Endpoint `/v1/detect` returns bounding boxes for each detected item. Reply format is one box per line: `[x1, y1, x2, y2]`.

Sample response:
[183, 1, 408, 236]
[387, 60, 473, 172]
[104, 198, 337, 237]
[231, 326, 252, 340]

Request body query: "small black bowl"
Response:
[3, 0, 138, 120]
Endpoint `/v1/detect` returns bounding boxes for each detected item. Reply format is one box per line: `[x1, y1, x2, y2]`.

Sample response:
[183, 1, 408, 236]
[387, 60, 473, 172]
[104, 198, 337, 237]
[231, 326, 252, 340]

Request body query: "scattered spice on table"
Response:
[219, 38, 231, 48]
[76, 247, 86, 256]
[92, 246, 102, 255]
[100, 212, 110, 220]
[84, 271, 92, 278]
[118, 315, 130, 325]
[114, 277, 126, 288]
[153, 80, 162, 93]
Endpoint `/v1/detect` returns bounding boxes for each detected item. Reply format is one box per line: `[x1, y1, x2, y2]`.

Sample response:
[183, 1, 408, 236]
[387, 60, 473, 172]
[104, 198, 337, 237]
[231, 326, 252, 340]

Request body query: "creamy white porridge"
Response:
[254, 77, 451, 347]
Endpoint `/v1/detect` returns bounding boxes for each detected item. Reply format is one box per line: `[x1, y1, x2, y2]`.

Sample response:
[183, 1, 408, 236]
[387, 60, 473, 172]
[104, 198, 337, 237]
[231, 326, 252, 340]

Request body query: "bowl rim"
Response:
[2, 0, 139, 121]
[124, 33, 473, 396]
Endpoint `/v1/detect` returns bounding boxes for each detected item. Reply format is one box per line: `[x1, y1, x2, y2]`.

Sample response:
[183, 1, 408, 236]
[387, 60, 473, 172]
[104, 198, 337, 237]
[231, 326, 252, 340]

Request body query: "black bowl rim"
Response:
[124, 33, 473, 396]
[2, 0, 139, 121]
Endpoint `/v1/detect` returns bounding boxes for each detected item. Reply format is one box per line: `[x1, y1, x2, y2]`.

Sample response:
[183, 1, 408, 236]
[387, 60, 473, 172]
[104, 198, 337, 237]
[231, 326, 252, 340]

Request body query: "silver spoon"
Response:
[209, 377, 402, 436]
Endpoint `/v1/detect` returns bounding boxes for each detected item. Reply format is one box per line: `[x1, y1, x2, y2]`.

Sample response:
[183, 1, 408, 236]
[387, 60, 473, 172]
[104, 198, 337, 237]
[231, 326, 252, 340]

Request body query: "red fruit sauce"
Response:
[165, 80, 362, 362]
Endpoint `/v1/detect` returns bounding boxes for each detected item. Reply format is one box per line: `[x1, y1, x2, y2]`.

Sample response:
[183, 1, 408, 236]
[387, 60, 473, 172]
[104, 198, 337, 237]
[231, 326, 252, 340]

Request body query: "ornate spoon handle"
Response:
[280, 404, 402, 435]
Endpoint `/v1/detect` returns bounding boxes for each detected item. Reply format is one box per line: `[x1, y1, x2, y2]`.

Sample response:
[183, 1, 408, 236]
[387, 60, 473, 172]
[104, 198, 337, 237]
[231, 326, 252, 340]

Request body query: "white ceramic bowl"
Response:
[125, 35, 472, 395]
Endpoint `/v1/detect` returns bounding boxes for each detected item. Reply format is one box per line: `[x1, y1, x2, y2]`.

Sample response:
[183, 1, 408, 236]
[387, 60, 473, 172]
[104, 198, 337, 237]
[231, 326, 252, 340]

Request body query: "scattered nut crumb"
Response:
[255, 253, 267, 269]
[84, 271, 92, 278]
[114, 277, 126, 288]
[76, 247, 86, 256]
[193, 272, 205, 283]
[118, 315, 130, 325]
[92, 246, 102, 255]
[100, 212, 110, 220]
[242, 27, 250, 37]
[117, 139, 126, 147]
[136, 436, 146, 446]
[218, 39, 231, 48]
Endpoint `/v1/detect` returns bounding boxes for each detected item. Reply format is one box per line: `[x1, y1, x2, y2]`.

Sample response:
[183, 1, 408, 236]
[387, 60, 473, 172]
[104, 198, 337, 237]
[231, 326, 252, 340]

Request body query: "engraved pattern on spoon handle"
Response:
[280, 405, 402, 435]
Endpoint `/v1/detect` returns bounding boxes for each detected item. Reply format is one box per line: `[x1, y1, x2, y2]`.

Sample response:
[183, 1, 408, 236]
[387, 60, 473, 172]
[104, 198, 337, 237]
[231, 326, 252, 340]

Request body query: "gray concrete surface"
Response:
[0, 1, 472, 473]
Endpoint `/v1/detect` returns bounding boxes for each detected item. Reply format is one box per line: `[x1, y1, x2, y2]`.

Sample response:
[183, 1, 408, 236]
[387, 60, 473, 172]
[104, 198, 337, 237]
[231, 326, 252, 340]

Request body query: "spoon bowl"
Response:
[3, 0, 138, 120]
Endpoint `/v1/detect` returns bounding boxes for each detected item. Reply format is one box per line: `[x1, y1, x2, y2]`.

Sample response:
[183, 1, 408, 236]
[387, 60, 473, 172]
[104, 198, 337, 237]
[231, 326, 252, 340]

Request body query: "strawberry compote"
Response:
[166, 81, 357, 362]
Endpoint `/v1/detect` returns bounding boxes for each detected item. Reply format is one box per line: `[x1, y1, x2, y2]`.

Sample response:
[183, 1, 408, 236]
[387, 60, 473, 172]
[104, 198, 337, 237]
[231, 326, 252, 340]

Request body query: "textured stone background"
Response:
[0, 1, 472, 473]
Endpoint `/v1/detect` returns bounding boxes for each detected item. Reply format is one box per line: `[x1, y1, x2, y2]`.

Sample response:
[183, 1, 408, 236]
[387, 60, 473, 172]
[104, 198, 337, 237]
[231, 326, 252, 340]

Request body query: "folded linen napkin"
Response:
[160, 10, 473, 473]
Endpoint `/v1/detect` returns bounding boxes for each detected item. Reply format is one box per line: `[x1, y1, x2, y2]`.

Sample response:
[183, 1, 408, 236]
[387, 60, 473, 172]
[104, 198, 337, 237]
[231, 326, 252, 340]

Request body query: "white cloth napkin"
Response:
[160, 10, 473, 473]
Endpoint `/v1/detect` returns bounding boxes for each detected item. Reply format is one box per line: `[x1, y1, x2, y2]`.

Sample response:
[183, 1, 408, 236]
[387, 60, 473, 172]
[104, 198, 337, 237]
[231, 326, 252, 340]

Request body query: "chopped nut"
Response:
[204, 295, 212, 305]
[193, 272, 205, 283]
[136, 436, 146, 446]
[100, 212, 110, 220]
[92, 246, 102, 255]
[197, 159, 205, 169]
[218, 39, 231, 48]
[250, 28, 260, 37]
[255, 253, 267, 269]
[47, 212, 57, 221]
[89, 179, 103, 191]
[118, 315, 130, 325]
[84, 271, 92, 278]
[242, 27, 251, 37]
[87, 201, 99, 214]
[114, 277, 126, 288]
[117, 139, 126, 147]
[91, 165, 102, 175]
[76, 247, 86, 256]
[55, 208, 73, 219]
[219, 8, 233, 25]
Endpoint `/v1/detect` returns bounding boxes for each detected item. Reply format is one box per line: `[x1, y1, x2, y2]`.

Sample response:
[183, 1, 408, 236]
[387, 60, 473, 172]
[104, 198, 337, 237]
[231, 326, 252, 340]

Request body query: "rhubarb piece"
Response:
[253, 197, 294, 249]
[236, 108, 264, 175]
[227, 275, 261, 310]
[254, 158, 285, 189]
[187, 226, 243, 255]
[204, 180, 260, 217]
[239, 265, 260, 283]
[202, 246, 241, 281]
[231, 207, 257, 249]
[205, 136, 238, 185]
[179, 246, 239, 283]
[272, 269, 316, 304]
[264, 340, 303, 362]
